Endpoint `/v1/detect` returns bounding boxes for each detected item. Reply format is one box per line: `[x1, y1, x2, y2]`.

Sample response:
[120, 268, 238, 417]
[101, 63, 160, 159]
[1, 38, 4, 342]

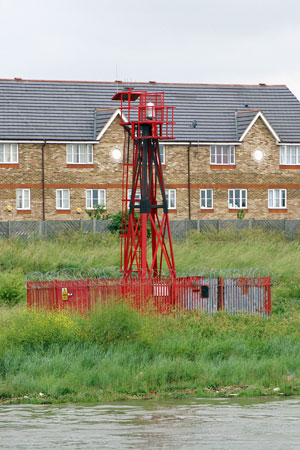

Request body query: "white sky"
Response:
[0, 0, 300, 98]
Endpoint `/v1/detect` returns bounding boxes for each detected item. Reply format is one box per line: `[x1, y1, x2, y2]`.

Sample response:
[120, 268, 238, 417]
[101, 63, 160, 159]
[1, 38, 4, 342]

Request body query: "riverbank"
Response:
[1, 304, 300, 404]
[1, 229, 300, 403]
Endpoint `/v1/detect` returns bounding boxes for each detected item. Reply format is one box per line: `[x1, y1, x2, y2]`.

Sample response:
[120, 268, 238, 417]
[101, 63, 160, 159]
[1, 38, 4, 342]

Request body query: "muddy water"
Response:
[1, 397, 300, 449]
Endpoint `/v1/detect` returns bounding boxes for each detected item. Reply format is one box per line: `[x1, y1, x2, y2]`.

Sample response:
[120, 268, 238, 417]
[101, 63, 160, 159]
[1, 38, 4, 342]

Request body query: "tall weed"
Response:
[0, 272, 25, 306]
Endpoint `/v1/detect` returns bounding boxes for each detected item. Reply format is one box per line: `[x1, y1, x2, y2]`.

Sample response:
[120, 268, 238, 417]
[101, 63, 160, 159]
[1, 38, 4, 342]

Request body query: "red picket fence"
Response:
[27, 275, 271, 316]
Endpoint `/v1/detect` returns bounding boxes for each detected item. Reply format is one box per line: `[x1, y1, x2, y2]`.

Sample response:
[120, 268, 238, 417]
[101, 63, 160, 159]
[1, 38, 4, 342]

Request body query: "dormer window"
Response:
[210, 146, 235, 165]
[67, 144, 93, 164]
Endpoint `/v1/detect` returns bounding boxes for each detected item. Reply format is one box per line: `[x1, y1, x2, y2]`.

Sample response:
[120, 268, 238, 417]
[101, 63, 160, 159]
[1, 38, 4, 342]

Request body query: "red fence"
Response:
[27, 276, 271, 316]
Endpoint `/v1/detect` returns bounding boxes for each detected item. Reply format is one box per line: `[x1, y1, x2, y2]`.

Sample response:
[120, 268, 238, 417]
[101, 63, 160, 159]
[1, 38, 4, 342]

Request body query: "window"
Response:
[200, 189, 213, 209]
[228, 189, 247, 209]
[127, 189, 141, 209]
[166, 189, 176, 209]
[159, 144, 165, 165]
[152, 145, 165, 165]
[0, 144, 18, 163]
[268, 189, 286, 209]
[210, 146, 235, 165]
[86, 189, 106, 209]
[66, 144, 93, 164]
[16, 189, 30, 210]
[280, 146, 300, 165]
[56, 189, 70, 210]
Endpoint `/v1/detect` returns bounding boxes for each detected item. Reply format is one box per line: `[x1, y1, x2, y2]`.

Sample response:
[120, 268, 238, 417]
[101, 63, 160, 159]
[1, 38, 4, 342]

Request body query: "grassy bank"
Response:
[1, 228, 300, 404]
[1, 304, 300, 404]
[0, 228, 300, 312]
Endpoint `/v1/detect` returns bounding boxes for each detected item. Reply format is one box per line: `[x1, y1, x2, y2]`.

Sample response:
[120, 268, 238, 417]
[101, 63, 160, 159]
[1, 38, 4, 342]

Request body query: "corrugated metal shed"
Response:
[0, 79, 299, 142]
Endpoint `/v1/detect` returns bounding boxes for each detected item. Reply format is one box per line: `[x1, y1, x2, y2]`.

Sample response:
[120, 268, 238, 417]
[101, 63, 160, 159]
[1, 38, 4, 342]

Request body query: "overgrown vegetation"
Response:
[0, 227, 300, 403]
[1, 304, 300, 403]
[0, 227, 300, 311]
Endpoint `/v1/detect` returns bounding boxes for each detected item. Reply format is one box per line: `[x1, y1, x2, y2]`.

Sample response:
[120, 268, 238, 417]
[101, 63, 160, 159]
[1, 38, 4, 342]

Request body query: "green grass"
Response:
[1, 228, 300, 403]
[0, 228, 300, 312]
[1, 304, 300, 404]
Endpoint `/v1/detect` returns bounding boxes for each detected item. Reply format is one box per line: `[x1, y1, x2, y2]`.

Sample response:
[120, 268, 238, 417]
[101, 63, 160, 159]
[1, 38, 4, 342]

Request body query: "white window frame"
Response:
[66, 144, 93, 164]
[280, 146, 300, 165]
[127, 189, 141, 209]
[86, 189, 106, 210]
[210, 145, 235, 165]
[0, 143, 18, 163]
[56, 189, 70, 210]
[268, 189, 287, 209]
[16, 189, 30, 210]
[166, 189, 176, 210]
[200, 189, 213, 209]
[159, 144, 165, 165]
[228, 189, 247, 209]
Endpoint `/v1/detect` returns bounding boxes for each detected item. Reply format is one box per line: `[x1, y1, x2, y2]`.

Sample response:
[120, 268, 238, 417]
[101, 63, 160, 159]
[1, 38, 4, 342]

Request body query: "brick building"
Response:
[1, 79, 300, 221]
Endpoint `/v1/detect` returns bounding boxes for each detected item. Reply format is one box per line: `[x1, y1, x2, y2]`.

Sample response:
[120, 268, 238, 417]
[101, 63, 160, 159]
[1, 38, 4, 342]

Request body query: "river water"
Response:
[1, 397, 300, 449]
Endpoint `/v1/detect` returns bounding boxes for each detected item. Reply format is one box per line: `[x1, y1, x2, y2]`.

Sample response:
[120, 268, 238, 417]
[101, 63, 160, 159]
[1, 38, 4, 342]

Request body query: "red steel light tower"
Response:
[112, 89, 176, 280]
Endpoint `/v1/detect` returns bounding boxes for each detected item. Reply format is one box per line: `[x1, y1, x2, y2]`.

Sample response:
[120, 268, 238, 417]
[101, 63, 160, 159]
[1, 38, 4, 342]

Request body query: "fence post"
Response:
[38, 220, 43, 236]
[217, 219, 220, 232]
[284, 218, 288, 234]
[185, 218, 188, 238]
[93, 218, 97, 234]
[8, 220, 11, 238]
[217, 276, 224, 311]
[197, 218, 200, 232]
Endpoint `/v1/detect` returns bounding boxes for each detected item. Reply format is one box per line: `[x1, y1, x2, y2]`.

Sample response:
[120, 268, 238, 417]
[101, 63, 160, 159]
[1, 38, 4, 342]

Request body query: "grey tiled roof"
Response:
[94, 109, 117, 138]
[0, 79, 300, 142]
[236, 110, 259, 140]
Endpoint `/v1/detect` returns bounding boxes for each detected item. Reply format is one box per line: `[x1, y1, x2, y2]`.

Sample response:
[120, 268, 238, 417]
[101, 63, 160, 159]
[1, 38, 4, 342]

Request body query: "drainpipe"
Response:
[41, 141, 46, 221]
[187, 142, 191, 220]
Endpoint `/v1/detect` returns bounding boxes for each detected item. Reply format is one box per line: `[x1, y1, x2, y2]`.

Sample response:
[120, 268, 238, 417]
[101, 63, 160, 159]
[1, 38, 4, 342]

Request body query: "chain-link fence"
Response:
[1, 218, 300, 239]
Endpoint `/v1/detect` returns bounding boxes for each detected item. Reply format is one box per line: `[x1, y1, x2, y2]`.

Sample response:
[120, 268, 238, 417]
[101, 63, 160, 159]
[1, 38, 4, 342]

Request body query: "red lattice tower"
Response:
[112, 89, 176, 280]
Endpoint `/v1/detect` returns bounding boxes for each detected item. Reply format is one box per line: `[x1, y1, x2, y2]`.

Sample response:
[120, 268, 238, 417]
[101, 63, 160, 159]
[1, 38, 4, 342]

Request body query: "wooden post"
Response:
[217, 276, 224, 311]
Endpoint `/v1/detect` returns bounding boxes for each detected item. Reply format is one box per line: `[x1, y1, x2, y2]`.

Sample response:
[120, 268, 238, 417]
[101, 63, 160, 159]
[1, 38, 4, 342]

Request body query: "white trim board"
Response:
[96, 109, 128, 141]
[239, 111, 280, 143]
[163, 142, 241, 146]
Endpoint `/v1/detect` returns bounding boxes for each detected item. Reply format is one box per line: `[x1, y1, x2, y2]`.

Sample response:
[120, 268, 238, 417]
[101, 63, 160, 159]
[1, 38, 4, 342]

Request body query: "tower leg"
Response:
[141, 213, 148, 279]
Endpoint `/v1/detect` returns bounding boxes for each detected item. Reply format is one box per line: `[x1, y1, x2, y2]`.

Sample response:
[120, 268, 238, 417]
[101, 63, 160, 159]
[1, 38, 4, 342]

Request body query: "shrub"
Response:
[85, 204, 111, 220]
[0, 272, 25, 306]
[107, 211, 123, 235]
[107, 211, 151, 237]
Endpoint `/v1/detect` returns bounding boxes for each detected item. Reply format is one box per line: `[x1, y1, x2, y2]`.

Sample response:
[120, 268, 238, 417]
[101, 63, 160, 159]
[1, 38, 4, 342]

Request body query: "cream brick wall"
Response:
[1, 115, 300, 220]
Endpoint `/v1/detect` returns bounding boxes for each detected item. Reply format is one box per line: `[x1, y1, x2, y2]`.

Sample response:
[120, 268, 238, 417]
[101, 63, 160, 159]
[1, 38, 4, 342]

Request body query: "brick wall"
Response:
[1, 116, 300, 220]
